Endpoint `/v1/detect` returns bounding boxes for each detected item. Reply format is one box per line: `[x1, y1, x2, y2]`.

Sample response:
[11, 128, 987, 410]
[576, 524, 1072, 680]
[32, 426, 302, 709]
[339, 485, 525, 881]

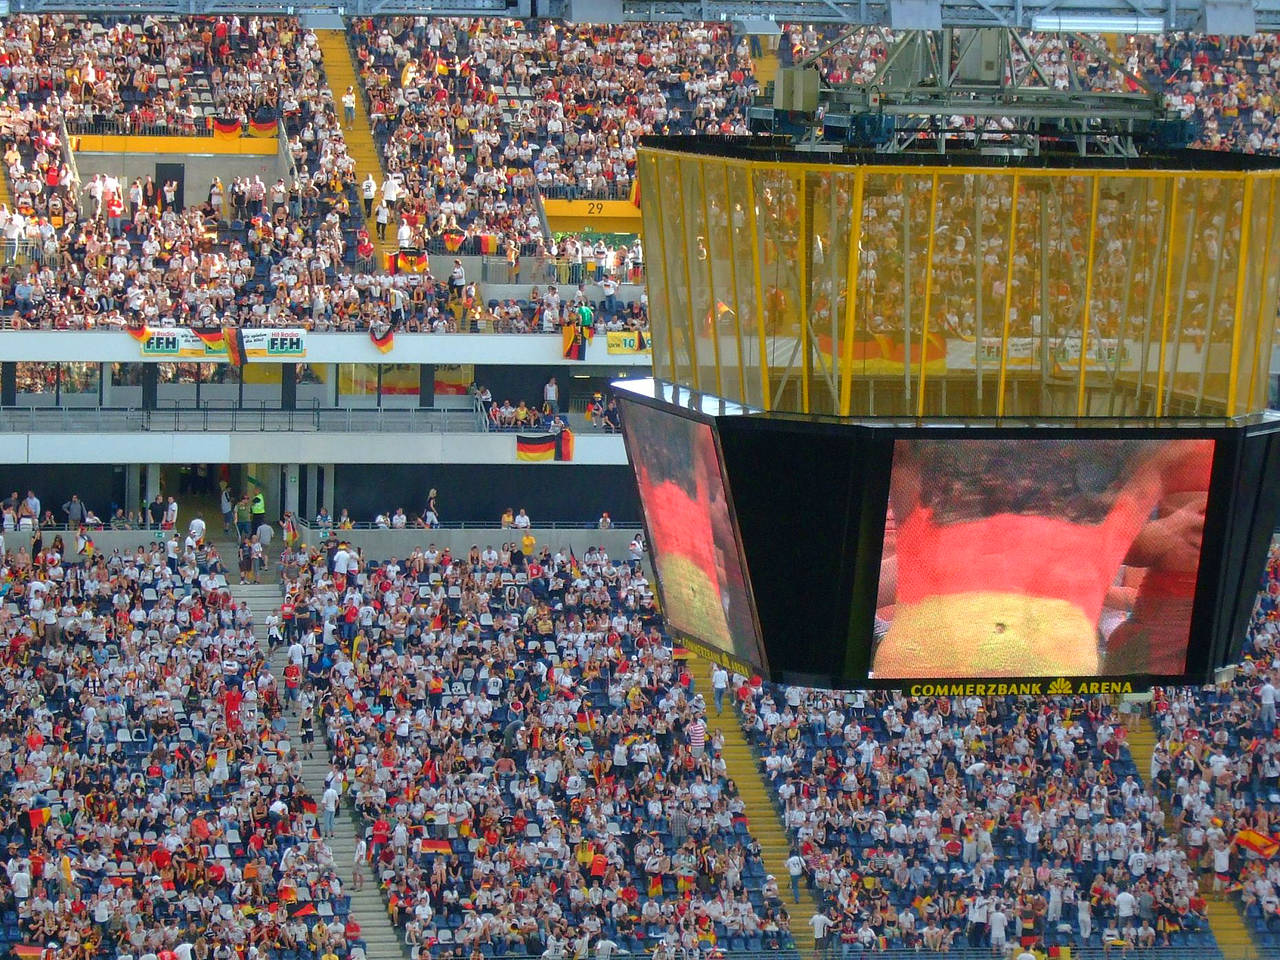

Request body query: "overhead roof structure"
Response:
[5, 0, 1275, 32]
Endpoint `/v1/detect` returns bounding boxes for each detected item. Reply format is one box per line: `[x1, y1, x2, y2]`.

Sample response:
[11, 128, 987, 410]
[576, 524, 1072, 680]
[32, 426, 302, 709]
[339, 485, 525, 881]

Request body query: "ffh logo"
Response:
[268, 335, 303, 353]
[146, 334, 179, 352]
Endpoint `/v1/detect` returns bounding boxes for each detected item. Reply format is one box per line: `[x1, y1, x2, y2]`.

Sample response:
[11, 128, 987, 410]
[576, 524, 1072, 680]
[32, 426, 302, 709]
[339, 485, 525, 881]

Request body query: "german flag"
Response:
[562, 322, 587, 361]
[300, 798, 317, 815]
[126, 324, 150, 343]
[442, 231, 466, 253]
[28, 808, 51, 831]
[283, 901, 317, 919]
[12, 946, 42, 959]
[370, 326, 395, 354]
[1234, 829, 1280, 858]
[247, 119, 277, 138]
[223, 326, 246, 367]
[557, 428, 574, 462]
[516, 434, 557, 462]
[421, 839, 452, 855]
[194, 327, 226, 350]
[384, 251, 427, 274]
[210, 118, 242, 140]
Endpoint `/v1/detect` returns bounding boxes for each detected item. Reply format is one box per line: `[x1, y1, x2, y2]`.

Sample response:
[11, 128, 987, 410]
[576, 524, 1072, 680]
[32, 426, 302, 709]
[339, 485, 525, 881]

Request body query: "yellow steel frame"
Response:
[1153, 179, 1181, 417]
[839, 171, 866, 417]
[797, 172, 811, 413]
[1247, 180, 1278, 413]
[697, 161, 724, 399]
[721, 161, 748, 406]
[674, 168, 701, 393]
[915, 173, 941, 417]
[644, 154, 679, 384]
[1076, 175, 1101, 417]
[637, 151, 1280, 420]
[996, 173, 1020, 417]
[745, 170, 771, 410]
[1227, 176, 1256, 416]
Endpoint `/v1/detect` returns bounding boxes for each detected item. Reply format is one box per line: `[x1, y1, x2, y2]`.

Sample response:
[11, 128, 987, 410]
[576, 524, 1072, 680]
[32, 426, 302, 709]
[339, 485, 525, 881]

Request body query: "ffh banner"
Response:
[136, 327, 306, 360]
[138, 328, 224, 358]
[241, 328, 306, 359]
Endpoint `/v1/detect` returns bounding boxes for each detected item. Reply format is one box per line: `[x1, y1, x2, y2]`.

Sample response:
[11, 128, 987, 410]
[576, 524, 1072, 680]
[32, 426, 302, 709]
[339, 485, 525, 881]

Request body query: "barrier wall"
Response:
[1, 526, 642, 564]
[637, 141, 1280, 418]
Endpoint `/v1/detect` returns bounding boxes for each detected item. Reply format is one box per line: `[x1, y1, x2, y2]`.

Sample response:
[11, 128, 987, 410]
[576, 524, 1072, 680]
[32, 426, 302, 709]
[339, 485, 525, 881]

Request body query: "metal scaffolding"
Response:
[6, 0, 1277, 30]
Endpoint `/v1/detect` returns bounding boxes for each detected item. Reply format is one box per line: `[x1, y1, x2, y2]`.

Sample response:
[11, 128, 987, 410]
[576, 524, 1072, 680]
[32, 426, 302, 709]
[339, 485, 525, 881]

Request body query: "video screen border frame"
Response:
[848, 420, 1244, 690]
[616, 389, 771, 679]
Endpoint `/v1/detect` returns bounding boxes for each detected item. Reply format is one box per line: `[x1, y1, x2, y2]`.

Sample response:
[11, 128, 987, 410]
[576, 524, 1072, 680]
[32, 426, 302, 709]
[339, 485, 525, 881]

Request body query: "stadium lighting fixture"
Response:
[1030, 14, 1166, 32]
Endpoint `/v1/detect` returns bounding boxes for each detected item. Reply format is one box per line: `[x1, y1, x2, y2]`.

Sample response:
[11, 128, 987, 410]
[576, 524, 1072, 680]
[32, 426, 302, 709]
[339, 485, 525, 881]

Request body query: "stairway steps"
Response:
[228, 582, 406, 960]
[1132, 712, 1252, 959]
[685, 655, 818, 952]
[315, 29, 387, 249]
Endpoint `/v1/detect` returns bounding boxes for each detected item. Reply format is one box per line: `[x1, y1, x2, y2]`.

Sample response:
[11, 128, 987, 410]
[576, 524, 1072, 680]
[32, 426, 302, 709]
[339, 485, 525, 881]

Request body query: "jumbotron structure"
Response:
[617, 132, 1280, 692]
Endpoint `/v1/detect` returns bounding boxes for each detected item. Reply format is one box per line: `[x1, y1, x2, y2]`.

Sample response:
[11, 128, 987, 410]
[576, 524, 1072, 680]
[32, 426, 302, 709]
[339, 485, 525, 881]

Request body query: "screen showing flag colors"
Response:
[872, 437, 1216, 680]
[619, 397, 764, 675]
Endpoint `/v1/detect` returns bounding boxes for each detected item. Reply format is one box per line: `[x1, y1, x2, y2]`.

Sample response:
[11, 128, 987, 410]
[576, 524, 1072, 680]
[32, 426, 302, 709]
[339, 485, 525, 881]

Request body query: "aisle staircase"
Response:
[1127, 708, 1254, 960]
[685, 654, 819, 951]
[753, 49, 780, 90]
[230, 582, 406, 960]
[316, 28, 387, 248]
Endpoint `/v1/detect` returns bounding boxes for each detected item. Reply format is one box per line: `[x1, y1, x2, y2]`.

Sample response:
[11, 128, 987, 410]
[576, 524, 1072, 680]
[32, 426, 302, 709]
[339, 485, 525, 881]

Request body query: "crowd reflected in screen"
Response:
[623, 403, 760, 668]
[872, 437, 1215, 679]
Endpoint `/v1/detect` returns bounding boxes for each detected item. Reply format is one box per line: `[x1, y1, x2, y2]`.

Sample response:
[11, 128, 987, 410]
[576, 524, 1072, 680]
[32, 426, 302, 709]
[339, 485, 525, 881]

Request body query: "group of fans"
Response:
[0, 532, 367, 959]
[1, 502, 1279, 960]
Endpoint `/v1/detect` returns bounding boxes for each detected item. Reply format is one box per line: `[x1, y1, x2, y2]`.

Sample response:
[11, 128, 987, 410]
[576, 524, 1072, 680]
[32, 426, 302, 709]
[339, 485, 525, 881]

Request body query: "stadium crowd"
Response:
[347, 17, 756, 254]
[269, 534, 798, 958]
[0, 532, 369, 959]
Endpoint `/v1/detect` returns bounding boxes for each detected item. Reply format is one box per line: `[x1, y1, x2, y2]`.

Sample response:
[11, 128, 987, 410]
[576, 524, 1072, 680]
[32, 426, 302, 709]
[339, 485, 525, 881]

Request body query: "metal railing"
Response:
[65, 117, 214, 138]
[292, 517, 639, 532]
[539, 181, 636, 202]
[479, 255, 646, 287]
[0, 403, 490, 434]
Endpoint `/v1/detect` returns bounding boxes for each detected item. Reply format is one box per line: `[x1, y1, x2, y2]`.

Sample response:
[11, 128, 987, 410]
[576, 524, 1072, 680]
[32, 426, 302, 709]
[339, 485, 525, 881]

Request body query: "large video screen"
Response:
[620, 399, 764, 673]
[872, 437, 1216, 680]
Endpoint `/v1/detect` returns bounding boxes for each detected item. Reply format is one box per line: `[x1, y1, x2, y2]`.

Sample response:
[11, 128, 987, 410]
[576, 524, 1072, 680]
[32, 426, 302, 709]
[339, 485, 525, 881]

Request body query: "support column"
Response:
[125, 464, 142, 517]
[145, 463, 161, 502]
[0, 362, 14, 407]
[284, 464, 300, 515]
[305, 464, 319, 520]
[321, 464, 335, 516]
[419, 364, 435, 408]
[280, 363, 297, 410]
[141, 364, 158, 410]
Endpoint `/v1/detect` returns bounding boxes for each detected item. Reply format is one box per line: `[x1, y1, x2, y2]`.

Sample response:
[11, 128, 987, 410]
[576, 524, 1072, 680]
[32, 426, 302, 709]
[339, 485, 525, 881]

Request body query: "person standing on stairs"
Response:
[342, 86, 356, 127]
[352, 836, 367, 892]
[362, 174, 377, 218]
[322, 780, 340, 839]
[712, 664, 729, 715]
[785, 848, 806, 903]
